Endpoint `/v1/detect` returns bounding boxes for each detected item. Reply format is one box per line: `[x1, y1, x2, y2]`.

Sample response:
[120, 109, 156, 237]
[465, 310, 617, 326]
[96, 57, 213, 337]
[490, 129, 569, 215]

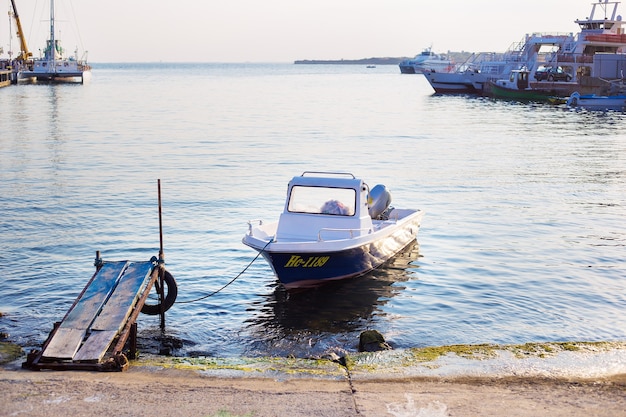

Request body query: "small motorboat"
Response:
[566, 91, 626, 111]
[486, 69, 558, 102]
[243, 172, 425, 289]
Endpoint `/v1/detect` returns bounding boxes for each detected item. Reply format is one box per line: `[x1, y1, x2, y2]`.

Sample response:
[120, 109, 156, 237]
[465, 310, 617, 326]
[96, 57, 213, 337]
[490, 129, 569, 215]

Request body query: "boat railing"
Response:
[317, 227, 372, 241]
[557, 53, 595, 64]
[247, 219, 264, 234]
[301, 171, 355, 179]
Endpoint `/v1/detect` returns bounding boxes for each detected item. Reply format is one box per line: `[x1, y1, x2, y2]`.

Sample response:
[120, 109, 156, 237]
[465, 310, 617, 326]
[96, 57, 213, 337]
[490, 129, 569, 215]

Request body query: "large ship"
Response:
[424, 0, 626, 96]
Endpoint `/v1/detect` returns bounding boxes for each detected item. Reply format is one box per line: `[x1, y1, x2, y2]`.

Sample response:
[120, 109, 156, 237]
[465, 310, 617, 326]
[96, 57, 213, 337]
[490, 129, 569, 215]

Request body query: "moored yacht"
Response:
[19, 0, 90, 83]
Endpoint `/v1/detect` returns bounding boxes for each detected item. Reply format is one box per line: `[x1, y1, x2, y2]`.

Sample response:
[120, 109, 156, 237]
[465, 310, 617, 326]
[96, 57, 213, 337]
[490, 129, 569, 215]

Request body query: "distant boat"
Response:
[566, 91, 626, 111]
[19, 0, 90, 83]
[399, 47, 455, 74]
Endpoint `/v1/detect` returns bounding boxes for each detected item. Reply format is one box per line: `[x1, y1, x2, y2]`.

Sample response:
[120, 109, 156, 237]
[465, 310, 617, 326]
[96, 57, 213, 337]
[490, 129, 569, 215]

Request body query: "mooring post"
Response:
[157, 179, 166, 330]
[94, 250, 103, 271]
[128, 322, 138, 360]
[158, 265, 165, 330]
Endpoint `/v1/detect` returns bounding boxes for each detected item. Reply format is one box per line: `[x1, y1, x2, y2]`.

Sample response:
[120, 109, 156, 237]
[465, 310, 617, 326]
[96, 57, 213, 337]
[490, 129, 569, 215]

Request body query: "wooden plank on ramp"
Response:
[73, 261, 154, 362]
[39, 328, 87, 361]
[71, 330, 118, 363]
[41, 261, 128, 360]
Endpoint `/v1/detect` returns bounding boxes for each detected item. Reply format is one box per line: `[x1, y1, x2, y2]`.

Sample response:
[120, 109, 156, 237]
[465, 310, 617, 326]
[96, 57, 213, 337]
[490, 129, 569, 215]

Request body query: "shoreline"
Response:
[2, 361, 625, 417]
[2, 341, 626, 416]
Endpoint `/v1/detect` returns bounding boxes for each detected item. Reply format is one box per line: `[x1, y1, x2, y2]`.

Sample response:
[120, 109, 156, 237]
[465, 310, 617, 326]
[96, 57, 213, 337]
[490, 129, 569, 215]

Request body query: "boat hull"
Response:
[18, 59, 91, 84]
[486, 82, 555, 101]
[399, 64, 416, 74]
[244, 210, 424, 289]
[423, 71, 484, 94]
[19, 70, 89, 83]
[567, 92, 626, 111]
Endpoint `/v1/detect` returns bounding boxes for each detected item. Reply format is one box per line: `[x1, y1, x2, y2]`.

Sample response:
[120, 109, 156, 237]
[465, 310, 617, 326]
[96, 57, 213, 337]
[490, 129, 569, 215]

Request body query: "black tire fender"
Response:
[141, 270, 178, 315]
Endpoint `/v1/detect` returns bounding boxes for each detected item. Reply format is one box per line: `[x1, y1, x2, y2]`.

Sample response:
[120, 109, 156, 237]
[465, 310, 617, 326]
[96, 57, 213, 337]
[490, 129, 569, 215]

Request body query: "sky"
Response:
[0, 0, 613, 63]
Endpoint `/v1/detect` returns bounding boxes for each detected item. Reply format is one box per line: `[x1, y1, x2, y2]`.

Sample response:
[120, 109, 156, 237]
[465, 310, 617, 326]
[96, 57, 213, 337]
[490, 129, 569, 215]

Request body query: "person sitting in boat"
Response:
[320, 199, 350, 215]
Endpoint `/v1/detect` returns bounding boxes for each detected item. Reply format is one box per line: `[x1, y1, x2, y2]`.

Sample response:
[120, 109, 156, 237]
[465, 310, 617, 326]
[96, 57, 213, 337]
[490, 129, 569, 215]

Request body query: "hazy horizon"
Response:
[0, 0, 608, 63]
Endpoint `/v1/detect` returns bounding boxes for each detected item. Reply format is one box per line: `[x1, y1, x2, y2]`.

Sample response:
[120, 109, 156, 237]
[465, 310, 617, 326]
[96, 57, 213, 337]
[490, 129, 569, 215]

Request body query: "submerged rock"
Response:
[359, 330, 392, 352]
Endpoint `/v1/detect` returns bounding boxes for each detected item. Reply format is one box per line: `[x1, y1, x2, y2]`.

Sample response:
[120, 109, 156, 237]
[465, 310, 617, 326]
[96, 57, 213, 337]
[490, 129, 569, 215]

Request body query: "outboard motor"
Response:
[368, 184, 392, 219]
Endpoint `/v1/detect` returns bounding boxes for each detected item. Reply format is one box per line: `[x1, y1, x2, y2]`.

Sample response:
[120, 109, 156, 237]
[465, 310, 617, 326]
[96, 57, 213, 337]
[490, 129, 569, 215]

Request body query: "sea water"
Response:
[1, 63, 624, 358]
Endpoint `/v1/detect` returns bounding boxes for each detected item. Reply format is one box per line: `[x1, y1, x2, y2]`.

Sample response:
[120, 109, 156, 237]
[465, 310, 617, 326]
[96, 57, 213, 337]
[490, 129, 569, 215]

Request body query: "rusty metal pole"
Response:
[157, 179, 166, 330]
[94, 250, 103, 271]
[129, 322, 137, 360]
[158, 179, 164, 263]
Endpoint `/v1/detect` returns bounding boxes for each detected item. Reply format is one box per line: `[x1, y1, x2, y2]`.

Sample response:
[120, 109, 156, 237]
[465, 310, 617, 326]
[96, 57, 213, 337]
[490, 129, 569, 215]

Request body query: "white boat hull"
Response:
[423, 70, 486, 94]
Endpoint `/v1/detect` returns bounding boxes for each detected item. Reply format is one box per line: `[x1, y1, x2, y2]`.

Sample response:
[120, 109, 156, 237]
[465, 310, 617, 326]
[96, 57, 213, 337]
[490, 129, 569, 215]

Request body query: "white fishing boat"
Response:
[399, 47, 455, 74]
[566, 91, 626, 110]
[18, 0, 90, 83]
[425, 1, 626, 96]
[243, 172, 425, 289]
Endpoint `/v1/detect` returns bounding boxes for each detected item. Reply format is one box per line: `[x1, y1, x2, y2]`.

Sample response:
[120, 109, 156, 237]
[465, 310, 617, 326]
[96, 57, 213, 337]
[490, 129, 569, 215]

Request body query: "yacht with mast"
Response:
[19, 0, 90, 83]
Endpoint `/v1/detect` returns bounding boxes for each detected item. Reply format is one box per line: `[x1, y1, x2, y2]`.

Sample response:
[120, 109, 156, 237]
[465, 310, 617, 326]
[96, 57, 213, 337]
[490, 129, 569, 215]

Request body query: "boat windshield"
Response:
[288, 186, 356, 216]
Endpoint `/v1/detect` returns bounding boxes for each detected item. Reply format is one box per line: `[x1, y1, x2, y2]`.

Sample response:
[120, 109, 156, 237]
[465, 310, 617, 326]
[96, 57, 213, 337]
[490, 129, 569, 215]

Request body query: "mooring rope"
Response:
[175, 239, 272, 304]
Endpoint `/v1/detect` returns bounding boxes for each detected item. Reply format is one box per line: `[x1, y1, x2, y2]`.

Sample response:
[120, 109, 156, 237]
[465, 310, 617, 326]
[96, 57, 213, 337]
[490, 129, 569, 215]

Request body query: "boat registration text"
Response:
[284, 255, 330, 268]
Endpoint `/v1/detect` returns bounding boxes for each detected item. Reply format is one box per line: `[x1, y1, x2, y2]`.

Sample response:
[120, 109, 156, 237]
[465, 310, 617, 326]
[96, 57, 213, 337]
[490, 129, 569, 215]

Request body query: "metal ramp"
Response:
[23, 255, 168, 371]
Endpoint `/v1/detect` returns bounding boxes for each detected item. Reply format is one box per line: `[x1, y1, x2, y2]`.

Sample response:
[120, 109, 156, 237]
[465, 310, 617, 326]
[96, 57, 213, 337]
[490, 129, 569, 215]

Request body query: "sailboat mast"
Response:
[49, 0, 55, 61]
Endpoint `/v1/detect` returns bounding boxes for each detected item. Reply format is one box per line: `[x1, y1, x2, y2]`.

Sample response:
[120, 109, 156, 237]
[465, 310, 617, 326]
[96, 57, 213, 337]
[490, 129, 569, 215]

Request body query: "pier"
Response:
[23, 253, 173, 372]
[0, 68, 11, 88]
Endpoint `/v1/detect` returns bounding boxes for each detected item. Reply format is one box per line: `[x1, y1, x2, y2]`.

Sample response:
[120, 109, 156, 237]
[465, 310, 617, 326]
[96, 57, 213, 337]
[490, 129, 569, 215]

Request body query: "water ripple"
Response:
[1, 64, 625, 357]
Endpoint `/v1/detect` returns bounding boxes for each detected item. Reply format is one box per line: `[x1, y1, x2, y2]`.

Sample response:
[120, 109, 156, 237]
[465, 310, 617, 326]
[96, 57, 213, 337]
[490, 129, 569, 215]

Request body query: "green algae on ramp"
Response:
[348, 341, 626, 379]
[404, 341, 625, 362]
[0, 342, 23, 365]
[409, 344, 500, 362]
[503, 341, 621, 358]
[128, 341, 626, 380]
[134, 355, 347, 379]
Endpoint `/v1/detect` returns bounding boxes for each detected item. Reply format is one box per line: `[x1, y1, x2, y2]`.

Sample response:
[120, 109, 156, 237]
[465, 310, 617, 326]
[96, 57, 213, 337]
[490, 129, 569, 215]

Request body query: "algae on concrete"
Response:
[0, 342, 23, 364]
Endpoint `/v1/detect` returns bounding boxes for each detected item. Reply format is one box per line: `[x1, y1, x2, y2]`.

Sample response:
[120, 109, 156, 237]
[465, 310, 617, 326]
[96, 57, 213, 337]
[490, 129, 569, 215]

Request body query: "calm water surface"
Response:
[1, 63, 625, 358]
